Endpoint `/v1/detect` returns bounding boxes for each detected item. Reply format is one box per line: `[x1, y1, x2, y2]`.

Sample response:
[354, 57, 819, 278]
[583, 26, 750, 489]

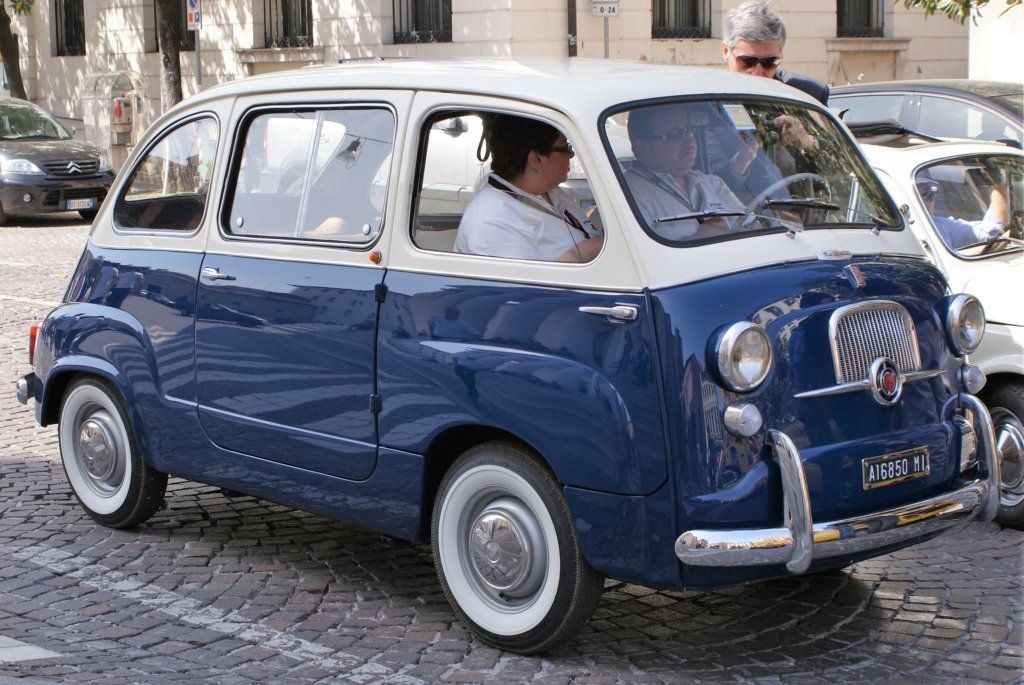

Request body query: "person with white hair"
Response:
[722, 0, 829, 105]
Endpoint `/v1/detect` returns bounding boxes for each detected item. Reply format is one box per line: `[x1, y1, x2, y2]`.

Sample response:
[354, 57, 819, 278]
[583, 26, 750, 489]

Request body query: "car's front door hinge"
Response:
[369, 393, 382, 414]
[374, 283, 388, 304]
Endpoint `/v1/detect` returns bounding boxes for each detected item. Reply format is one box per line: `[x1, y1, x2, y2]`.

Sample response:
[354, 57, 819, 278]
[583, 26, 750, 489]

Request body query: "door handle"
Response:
[578, 304, 638, 322]
[201, 267, 236, 281]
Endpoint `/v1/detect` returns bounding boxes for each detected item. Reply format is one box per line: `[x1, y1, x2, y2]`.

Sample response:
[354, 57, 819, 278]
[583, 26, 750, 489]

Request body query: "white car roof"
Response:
[860, 139, 1022, 173]
[180, 58, 822, 115]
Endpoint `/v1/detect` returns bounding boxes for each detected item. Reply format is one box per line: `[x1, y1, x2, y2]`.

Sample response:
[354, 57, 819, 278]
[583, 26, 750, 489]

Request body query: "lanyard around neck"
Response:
[488, 175, 590, 239]
[632, 165, 701, 212]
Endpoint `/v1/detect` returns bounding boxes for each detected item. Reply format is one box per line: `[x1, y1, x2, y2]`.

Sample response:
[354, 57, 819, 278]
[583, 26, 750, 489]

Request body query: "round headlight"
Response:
[714, 322, 772, 392]
[946, 294, 985, 356]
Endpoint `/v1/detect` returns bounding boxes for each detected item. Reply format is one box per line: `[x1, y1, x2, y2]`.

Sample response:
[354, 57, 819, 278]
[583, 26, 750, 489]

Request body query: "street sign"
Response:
[186, 0, 202, 30]
[592, 0, 619, 17]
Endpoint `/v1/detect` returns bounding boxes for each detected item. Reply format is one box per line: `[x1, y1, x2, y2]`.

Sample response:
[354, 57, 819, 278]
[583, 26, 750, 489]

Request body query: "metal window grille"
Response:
[55, 0, 85, 56]
[394, 0, 452, 44]
[265, 0, 313, 48]
[837, 0, 884, 38]
[653, 0, 711, 39]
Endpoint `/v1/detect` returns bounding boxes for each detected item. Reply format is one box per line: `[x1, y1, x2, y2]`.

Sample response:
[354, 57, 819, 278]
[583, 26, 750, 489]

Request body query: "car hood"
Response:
[0, 138, 103, 161]
[962, 257, 1024, 325]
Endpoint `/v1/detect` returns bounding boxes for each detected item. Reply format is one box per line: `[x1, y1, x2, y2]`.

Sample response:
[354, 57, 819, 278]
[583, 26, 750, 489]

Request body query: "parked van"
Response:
[17, 59, 998, 654]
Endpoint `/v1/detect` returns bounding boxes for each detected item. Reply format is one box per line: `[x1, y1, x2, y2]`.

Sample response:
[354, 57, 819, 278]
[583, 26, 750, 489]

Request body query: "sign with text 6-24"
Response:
[186, 0, 202, 30]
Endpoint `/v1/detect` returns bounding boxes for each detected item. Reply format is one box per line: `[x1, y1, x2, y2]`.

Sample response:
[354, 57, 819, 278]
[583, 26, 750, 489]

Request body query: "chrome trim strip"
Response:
[794, 368, 944, 399]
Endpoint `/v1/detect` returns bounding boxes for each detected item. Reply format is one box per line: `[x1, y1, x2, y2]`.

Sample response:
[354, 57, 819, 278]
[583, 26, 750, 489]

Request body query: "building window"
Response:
[54, 0, 85, 56]
[653, 0, 711, 39]
[394, 0, 452, 44]
[837, 0, 883, 38]
[264, 0, 313, 48]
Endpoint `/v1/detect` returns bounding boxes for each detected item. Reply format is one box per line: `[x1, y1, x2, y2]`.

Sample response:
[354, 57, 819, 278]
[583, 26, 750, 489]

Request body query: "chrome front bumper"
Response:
[676, 394, 1000, 575]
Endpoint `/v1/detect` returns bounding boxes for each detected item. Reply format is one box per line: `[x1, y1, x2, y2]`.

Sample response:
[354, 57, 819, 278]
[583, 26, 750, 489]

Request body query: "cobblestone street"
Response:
[1, 220, 1021, 684]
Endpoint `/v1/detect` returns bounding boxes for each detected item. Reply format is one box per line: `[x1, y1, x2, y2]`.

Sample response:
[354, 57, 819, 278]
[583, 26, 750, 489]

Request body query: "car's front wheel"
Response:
[58, 377, 167, 528]
[981, 383, 1024, 529]
[78, 209, 98, 222]
[432, 441, 604, 654]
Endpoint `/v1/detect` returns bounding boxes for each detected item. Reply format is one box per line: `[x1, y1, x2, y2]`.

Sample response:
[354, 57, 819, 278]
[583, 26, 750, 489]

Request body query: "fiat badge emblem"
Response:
[868, 357, 902, 406]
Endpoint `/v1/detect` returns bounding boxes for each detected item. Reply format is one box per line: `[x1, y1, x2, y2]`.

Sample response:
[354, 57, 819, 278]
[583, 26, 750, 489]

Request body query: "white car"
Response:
[856, 128, 1023, 527]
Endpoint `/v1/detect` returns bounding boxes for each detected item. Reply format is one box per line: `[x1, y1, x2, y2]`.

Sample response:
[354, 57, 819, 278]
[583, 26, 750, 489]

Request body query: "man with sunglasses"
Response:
[711, 2, 826, 205]
[624, 104, 742, 241]
[722, 0, 829, 106]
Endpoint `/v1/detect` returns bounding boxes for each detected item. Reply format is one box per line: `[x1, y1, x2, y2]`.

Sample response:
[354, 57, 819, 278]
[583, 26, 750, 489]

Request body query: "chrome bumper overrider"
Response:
[16, 373, 35, 405]
[675, 394, 999, 575]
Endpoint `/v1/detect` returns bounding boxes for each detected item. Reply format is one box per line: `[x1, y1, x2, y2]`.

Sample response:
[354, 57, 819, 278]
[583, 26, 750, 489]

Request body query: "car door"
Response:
[195, 97, 405, 481]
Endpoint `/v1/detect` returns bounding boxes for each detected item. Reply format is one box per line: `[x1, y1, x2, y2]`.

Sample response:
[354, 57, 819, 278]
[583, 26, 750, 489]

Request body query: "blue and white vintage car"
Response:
[17, 59, 999, 654]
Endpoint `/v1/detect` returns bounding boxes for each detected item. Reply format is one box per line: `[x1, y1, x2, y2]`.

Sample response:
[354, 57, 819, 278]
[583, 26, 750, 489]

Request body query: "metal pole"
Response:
[196, 27, 202, 89]
[604, 17, 609, 58]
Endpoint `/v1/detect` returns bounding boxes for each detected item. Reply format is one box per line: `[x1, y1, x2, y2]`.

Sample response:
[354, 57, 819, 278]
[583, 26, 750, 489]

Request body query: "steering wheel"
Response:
[744, 172, 832, 215]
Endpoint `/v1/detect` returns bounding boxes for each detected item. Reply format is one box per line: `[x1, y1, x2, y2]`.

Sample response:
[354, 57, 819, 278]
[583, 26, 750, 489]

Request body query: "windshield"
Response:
[605, 99, 900, 244]
[0, 103, 72, 141]
[914, 153, 1023, 258]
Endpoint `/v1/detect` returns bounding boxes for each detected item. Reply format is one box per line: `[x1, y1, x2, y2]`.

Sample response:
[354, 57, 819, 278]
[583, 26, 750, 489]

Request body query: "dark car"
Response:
[831, 79, 1023, 149]
[0, 96, 116, 223]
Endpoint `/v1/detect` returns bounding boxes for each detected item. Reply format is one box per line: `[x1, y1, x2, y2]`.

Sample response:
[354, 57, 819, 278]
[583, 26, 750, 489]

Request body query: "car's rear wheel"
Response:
[78, 209, 98, 222]
[432, 441, 604, 654]
[58, 377, 167, 528]
[981, 382, 1024, 529]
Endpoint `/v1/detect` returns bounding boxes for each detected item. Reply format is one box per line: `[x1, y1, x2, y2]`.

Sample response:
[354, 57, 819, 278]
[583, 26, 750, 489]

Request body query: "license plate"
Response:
[66, 198, 94, 210]
[862, 447, 930, 490]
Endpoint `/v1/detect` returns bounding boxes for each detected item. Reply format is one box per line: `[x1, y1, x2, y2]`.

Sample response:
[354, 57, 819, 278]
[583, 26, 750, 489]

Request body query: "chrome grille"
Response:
[42, 159, 100, 177]
[829, 301, 921, 384]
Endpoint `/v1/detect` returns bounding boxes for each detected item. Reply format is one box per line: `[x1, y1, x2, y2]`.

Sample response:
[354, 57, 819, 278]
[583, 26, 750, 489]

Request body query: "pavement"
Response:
[0, 218, 1021, 684]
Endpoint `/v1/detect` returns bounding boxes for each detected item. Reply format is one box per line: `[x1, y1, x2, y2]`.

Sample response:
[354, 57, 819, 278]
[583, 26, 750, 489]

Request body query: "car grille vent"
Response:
[830, 301, 921, 384]
[42, 159, 101, 177]
[43, 187, 107, 209]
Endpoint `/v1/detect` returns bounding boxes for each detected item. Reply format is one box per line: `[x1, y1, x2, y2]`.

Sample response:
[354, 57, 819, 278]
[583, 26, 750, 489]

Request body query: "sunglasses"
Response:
[641, 126, 695, 142]
[548, 142, 574, 155]
[735, 55, 782, 69]
[918, 182, 939, 199]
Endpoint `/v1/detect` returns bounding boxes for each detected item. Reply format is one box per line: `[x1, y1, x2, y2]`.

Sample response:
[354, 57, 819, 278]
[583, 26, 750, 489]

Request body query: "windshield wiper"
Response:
[653, 209, 746, 225]
[761, 197, 840, 212]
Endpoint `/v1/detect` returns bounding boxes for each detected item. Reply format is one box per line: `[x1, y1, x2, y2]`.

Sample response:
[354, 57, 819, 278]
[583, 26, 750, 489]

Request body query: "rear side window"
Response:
[224, 107, 395, 244]
[115, 117, 219, 231]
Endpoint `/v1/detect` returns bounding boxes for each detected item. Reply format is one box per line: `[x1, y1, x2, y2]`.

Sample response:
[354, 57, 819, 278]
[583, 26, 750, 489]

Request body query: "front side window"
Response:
[264, 0, 313, 48]
[914, 153, 1023, 257]
[54, 0, 85, 56]
[608, 99, 900, 245]
[832, 94, 905, 126]
[225, 107, 394, 243]
[394, 0, 452, 44]
[116, 117, 219, 231]
[652, 0, 711, 39]
[837, 0, 883, 38]
[413, 110, 603, 263]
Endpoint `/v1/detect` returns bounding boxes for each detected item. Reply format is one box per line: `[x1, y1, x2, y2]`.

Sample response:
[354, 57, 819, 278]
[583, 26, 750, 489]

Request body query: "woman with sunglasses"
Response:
[454, 114, 603, 263]
[722, 0, 829, 106]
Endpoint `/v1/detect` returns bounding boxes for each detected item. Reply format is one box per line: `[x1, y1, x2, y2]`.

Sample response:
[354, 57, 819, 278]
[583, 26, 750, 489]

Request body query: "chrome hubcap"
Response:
[75, 410, 125, 495]
[995, 414, 1024, 505]
[468, 497, 545, 600]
